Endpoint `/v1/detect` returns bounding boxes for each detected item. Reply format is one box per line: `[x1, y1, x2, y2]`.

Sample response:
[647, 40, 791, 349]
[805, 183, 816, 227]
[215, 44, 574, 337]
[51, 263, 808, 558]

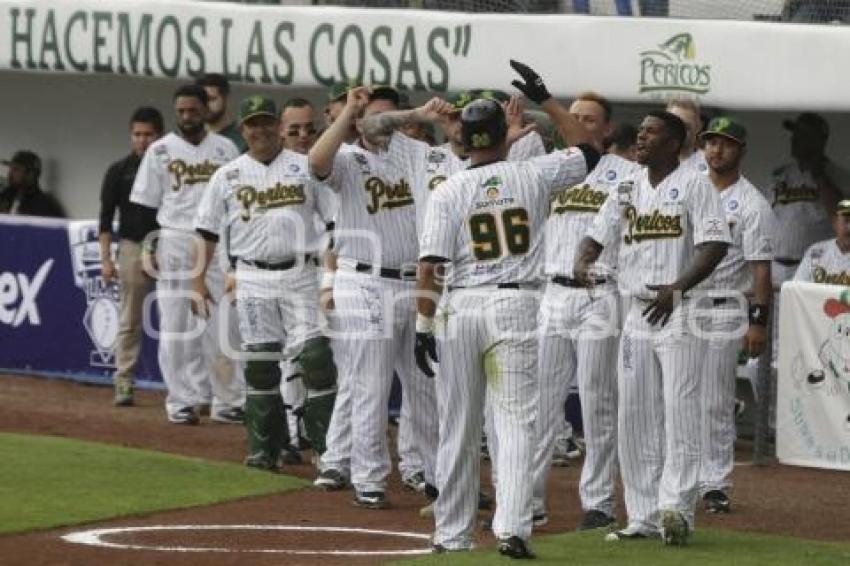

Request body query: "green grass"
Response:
[397, 529, 850, 565]
[0, 432, 306, 534]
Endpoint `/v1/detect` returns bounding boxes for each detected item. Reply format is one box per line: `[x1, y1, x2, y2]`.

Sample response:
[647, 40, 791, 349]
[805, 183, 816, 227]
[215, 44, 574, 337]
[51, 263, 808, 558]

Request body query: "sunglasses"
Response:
[285, 124, 317, 137]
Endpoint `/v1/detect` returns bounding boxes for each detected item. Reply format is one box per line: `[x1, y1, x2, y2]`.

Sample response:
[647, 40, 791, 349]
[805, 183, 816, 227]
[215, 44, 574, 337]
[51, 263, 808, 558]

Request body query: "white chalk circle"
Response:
[61, 524, 433, 556]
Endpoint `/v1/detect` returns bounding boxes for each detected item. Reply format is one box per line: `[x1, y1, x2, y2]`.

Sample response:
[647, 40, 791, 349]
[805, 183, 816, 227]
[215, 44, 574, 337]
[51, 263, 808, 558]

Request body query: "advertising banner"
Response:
[778, 281, 850, 471]
[2, 0, 850, 109]
[0, 216, 163, 387]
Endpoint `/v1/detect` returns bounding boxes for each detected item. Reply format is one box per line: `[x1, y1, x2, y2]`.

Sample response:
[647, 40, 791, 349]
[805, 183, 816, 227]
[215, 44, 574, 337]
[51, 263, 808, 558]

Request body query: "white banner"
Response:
[778, 281, 850, 471]
[2, 0, 850, 110]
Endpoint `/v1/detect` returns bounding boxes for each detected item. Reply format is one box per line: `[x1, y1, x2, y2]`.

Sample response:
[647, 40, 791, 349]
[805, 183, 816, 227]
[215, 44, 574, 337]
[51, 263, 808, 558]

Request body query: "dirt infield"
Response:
[1, 373, 850, 565]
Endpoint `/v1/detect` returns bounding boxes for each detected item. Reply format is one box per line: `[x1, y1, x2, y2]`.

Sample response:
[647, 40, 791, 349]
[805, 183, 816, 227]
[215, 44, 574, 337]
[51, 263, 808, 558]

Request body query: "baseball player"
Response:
[576, 110, 730, 545]
[192, 95, 339, 470]
[532, 91, 641, 531]
[355, 91, 547, 512]
[308, 85, 439, 509]
[277, 96, 324, 460]
[698, 117, 775, 513]
[416, 61, 597, 559]
[312, 83, 430, 494]
[666, 99, 708, 174]
[766, 113, 847, 365]
[794, 200, 850, 283]
[130, 84, 243, 425]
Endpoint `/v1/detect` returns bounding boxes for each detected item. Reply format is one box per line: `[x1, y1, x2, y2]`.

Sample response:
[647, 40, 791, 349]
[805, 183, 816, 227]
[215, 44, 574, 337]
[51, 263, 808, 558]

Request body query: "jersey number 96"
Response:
[469, 207, 530, 261]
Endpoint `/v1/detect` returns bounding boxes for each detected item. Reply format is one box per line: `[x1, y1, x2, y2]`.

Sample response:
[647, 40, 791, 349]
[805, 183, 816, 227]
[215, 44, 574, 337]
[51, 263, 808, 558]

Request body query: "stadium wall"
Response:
[1, 0, 850, 217]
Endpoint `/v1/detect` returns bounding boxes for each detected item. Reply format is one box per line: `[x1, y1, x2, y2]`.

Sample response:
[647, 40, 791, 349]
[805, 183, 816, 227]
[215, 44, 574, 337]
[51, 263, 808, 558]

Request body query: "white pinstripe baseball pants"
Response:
[533, 282, 620, 517]
[156, 230, 243, 417]
[433, 288, 539, 549]
[333, 268, 438, 493]
[618, 300, 704, 532]
[699, 302, 744, 494]
[318, 309, 353, 475]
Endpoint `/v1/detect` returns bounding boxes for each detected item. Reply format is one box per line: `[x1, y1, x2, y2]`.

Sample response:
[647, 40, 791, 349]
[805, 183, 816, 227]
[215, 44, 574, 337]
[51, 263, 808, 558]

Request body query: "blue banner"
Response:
[0, 217, 163, 388]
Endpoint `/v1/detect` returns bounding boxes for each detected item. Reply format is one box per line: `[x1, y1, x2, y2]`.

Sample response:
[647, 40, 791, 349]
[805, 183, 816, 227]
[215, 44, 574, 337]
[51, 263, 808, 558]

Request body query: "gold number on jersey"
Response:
[469, 207, 530, 261]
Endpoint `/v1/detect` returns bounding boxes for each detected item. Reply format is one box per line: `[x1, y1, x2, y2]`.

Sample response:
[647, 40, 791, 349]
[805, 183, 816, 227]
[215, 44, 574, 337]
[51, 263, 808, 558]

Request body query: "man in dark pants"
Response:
[98, 107, 163, 406]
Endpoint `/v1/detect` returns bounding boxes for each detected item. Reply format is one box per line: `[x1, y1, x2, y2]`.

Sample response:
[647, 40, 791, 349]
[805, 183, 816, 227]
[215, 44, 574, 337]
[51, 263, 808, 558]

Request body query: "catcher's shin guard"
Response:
[244, 345, 288, 466]
[301, 388, 336, 456]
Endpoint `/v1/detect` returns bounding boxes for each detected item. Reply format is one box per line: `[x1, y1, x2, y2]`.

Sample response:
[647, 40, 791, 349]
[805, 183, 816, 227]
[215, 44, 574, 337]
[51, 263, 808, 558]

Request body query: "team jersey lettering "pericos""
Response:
[773, 183, 819, 205]
[813, 267, 850, 286]
[364, 176, 414, 214]
[168, 159, 220, 191]
[550, 184, 608, 215]
[236, 183, 307, 221]
[623, 206, 683, 244]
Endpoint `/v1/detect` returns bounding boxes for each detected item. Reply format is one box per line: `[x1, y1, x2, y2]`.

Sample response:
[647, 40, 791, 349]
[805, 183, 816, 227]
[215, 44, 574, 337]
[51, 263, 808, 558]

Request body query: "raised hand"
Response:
[509, 60, 552, 105]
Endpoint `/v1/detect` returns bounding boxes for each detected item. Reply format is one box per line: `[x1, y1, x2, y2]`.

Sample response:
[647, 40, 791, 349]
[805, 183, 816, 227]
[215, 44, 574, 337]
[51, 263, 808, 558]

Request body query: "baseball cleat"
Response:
[313, 468, 349, 491]
[497, 536, 536, 559]
[401, 471, 427, 493]
[703, 490, 731, 513]
[532, 512, 549, 528]
[353, 490, 389, 509]
[660, 510, 690, 546]
[564, 437, 583, 459]
[577, 510, 616, 531]
[243, 453, 282, 472]
[168, 407, 199, 425]
[281, 445, 303, 465]
[210, 406, 244, 424]
[604, 524, 659, 542]
[478, 491, 493, 510]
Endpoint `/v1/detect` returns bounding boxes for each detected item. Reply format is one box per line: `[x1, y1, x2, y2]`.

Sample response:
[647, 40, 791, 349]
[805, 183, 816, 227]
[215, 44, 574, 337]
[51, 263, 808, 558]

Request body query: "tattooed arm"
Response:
[359, 97, 455, 149]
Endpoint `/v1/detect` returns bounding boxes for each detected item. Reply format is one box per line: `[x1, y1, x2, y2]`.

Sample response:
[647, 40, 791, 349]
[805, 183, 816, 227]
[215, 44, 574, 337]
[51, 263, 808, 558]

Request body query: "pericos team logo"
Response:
[68, 222, 120, 368]
[639, 33, 711, 97]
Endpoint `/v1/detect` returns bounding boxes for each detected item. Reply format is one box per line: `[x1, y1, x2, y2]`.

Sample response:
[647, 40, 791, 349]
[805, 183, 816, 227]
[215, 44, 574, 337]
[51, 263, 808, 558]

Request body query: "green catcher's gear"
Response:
[294, 336, 337, 390]
[301, 389, 336, 456]
[243, 343, 289, 468]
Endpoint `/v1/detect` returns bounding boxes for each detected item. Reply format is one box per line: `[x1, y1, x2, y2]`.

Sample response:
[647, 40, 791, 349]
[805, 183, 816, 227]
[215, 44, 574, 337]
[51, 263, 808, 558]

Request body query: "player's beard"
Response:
[178, 120, 206, 138]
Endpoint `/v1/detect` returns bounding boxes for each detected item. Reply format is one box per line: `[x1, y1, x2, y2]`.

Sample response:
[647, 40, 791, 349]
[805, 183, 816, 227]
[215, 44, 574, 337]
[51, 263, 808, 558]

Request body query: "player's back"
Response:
[428, 160, 552, 288]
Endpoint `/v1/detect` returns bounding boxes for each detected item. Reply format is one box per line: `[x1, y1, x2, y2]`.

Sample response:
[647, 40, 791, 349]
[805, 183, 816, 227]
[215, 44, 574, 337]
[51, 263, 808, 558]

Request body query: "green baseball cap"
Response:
[327, 79, 363, 102]
[238, 95, 277, 124]
[700, 116, 747, 145]
[447, 89, 510, 111]
[837, 200, 850, 216]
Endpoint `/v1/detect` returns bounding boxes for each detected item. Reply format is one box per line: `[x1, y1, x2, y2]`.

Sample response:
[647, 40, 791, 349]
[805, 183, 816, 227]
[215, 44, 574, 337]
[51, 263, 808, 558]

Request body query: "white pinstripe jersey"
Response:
[318, 139, 418, 267]
[195, 149, 338, 262]
[763, 162, 835, 260]
[130, 132, 239, 231]
[704, 175, 776, 293]
[419, 149, 588, 287]
[391, 132, 547, 233]
[544, 153, 641, 277]
[794, 238, 850, 285]
[587, 164, 731, 300]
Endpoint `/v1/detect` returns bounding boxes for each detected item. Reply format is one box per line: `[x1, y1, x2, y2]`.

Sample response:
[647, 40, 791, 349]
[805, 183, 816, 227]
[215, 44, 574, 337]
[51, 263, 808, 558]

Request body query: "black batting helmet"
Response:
[461, 99, 507, 150]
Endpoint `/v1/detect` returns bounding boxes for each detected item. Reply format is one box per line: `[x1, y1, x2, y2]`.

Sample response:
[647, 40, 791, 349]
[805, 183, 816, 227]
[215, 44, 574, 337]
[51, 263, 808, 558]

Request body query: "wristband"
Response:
[320, 270, 336, 290]
[748, 304, 769, 326]
[416, 313, 435, 334]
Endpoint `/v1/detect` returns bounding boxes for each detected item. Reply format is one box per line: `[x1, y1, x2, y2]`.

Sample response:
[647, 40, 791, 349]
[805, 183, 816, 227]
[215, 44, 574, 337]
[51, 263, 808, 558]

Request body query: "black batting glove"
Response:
[414, 332, 439, 378]
[509, 60, 551, 105]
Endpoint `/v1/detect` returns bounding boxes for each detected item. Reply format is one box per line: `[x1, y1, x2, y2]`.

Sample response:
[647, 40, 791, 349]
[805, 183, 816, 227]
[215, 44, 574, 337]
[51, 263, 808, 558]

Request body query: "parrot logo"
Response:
[802, 291, 850, 429]
[659, 33, 696, 60]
